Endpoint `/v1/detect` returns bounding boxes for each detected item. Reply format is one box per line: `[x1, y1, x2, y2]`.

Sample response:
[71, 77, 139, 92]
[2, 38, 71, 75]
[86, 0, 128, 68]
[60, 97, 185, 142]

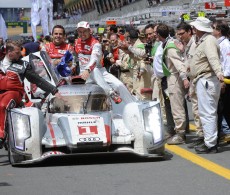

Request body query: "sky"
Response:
[0, 0, 31, 8]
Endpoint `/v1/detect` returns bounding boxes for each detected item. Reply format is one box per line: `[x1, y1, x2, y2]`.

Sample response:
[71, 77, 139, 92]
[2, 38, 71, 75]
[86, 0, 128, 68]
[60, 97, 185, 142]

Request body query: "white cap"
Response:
[76, 21, 90, 29]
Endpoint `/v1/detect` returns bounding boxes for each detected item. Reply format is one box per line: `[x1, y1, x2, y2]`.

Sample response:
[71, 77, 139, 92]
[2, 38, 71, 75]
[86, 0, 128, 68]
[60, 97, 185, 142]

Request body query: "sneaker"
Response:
[164, 132, 175, 141]
[187, 137, 204, 149]
[196, 129, 204, 138]
[167, 134, 185, 145]
[110, 91, 122, 104]
[218, 134, 230, 145]
[195, 143, 218, 154]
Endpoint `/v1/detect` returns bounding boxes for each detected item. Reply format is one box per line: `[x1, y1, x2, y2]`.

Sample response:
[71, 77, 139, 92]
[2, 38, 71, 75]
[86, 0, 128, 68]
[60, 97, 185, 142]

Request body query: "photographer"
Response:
[108, 33, 124, 78]
[144, 24, 160, 64]
[120, 29, 152, 100]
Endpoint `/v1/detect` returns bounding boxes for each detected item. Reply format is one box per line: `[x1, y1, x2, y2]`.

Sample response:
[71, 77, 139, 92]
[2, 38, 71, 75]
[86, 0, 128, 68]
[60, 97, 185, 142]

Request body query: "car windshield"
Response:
[49, 94, 110, 113]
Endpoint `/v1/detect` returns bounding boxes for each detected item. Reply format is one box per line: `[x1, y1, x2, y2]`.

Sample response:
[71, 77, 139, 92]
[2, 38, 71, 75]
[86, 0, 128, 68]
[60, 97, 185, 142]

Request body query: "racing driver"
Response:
[44, 25, 74, 67]
[75, 21, 135, 105]
[0, 40, 62, 148]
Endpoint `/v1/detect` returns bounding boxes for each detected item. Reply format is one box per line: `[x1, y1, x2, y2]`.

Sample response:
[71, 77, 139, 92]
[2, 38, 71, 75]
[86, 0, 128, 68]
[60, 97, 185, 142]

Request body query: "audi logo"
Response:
[79, 137, 101, 142]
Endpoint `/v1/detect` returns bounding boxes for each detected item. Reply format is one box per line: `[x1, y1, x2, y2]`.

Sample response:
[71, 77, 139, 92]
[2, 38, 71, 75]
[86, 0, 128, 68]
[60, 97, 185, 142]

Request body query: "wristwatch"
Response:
[86, 69, 91, 73]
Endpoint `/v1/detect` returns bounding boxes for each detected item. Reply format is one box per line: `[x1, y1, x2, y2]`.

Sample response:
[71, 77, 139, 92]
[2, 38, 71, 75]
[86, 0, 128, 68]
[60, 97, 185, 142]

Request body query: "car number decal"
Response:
[78, 126, 98, 135]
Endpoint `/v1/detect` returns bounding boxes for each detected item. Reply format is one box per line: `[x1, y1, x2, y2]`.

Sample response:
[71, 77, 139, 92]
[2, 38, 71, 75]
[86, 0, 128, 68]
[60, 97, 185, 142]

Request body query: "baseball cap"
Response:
[77, 21, 90, 29]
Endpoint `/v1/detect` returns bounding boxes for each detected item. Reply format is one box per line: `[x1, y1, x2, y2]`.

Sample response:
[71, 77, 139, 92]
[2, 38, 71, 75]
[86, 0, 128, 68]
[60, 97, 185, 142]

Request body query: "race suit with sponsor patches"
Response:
[45, 42, 73, 59]
[74, 36, 135, 114]
[0, 57, 58, 139]
[75, 36, 102, 73]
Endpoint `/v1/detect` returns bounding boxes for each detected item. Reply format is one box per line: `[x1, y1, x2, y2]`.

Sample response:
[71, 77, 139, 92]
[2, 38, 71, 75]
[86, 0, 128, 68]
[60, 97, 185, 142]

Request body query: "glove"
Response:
[56, 50, 73, 77]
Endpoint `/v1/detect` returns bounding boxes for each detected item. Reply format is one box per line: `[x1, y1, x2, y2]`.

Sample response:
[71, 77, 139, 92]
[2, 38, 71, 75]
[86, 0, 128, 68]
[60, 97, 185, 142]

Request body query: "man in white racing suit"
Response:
[75, 21, 135, 112]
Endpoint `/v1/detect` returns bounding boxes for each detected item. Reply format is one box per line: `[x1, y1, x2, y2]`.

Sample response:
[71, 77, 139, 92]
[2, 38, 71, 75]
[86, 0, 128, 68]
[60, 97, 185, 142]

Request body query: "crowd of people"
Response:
[0, 17, 229, 154]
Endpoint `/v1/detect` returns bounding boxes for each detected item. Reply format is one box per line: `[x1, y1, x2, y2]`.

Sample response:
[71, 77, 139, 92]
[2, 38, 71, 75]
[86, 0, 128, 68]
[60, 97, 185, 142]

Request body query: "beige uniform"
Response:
[119, 53, 133, 92]
[190, 34, 222, 148]
[165, 39, 188, 135]
[129, 39, 152, 100]
[183, 36, 203, 134]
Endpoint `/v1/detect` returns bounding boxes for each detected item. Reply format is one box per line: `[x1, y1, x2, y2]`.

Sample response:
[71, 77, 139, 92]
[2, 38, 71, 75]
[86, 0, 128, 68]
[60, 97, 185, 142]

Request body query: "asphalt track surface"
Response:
[2, 28, 230, 195]
[0, 123, 230, 195]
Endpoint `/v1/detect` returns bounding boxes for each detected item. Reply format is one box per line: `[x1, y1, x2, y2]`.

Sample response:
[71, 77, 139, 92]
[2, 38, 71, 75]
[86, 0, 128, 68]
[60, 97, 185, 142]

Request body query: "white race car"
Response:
[7, 51, 165, 166]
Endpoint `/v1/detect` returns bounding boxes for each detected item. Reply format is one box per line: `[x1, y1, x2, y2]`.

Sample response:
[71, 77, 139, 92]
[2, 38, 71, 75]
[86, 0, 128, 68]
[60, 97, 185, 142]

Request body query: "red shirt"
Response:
[45, 42, 73, 59]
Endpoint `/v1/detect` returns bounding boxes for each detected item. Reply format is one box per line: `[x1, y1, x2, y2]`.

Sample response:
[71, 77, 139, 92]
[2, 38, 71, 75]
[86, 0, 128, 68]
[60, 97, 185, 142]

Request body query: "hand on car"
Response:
[54, 92, 63, 99]
[81, 69, 90, 80]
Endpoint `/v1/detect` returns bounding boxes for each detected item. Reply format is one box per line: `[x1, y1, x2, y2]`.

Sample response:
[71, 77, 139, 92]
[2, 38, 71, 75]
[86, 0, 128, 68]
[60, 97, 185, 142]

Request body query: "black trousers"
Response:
[217, 84, 230, 134]
[161, 77, 190, 135]
[161, 77, 175, 135]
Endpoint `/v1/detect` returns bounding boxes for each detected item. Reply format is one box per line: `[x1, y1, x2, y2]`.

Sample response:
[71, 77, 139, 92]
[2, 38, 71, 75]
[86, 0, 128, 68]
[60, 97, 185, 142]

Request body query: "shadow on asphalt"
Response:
[12, 151, 173, 168]
[0, 154, 10, 166]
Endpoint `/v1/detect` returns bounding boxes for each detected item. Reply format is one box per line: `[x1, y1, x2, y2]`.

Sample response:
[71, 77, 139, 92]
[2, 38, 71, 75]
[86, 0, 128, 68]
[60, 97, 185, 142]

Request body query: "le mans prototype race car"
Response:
[7, 51, 165, 166]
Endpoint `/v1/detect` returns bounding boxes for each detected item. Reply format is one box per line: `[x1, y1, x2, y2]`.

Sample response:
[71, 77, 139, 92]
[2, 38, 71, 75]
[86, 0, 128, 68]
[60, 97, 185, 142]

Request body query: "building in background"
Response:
[0, 0, 31, 22]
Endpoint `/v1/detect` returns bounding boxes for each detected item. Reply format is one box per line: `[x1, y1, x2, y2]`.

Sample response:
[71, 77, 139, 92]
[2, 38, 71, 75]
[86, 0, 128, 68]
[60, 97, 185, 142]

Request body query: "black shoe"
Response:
[187, 137, 204, 149]
[195, 143, 218, 154]
[0, 138, 4, 149]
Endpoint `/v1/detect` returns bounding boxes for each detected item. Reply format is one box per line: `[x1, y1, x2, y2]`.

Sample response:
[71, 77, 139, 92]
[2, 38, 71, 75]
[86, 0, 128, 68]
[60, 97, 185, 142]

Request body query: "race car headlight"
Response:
[11, 112, 31, 151]
[143, 105, 162, 143]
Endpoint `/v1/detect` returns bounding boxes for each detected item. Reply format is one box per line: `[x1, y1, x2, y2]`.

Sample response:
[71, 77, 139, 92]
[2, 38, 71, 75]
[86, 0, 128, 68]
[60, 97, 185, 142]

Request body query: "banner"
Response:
[48, 0, 53, 34]
[183, 14, 190, 21]
[40, 0, 49, 36]
[225, 0, 230, 6]
[31, 0, 40, 26]
[31, 0, 40, 41]
[198, 11, 206, 17]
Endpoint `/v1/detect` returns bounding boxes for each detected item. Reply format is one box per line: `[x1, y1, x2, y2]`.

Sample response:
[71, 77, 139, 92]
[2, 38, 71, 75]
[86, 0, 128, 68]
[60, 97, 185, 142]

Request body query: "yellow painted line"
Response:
[165, 144, 230, 180]
[189, 123, 196, 131]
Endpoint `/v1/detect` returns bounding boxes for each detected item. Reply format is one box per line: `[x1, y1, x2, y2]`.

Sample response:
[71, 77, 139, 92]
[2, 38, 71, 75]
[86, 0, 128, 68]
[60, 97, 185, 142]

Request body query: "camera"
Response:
[102, 39, 109, 43]
[145, 41, 153, 62]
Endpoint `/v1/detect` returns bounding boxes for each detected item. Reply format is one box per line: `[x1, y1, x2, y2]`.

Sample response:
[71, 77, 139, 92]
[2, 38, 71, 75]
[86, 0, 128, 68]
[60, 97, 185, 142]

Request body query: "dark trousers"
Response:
[161, 77, 189, 135]
[217, 84, 230, 135]
[161, 77, 175, 135]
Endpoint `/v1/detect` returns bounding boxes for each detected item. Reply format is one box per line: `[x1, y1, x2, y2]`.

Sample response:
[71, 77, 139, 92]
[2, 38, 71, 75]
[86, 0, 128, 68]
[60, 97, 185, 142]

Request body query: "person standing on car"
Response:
[0, 40, 62, 148]
[74, 21, 135, 106]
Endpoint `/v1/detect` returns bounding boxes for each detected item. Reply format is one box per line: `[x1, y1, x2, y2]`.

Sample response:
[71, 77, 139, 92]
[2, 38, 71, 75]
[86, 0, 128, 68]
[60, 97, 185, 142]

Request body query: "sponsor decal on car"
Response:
[79, 137, 101, 142]
[41, 151, 64, 158]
